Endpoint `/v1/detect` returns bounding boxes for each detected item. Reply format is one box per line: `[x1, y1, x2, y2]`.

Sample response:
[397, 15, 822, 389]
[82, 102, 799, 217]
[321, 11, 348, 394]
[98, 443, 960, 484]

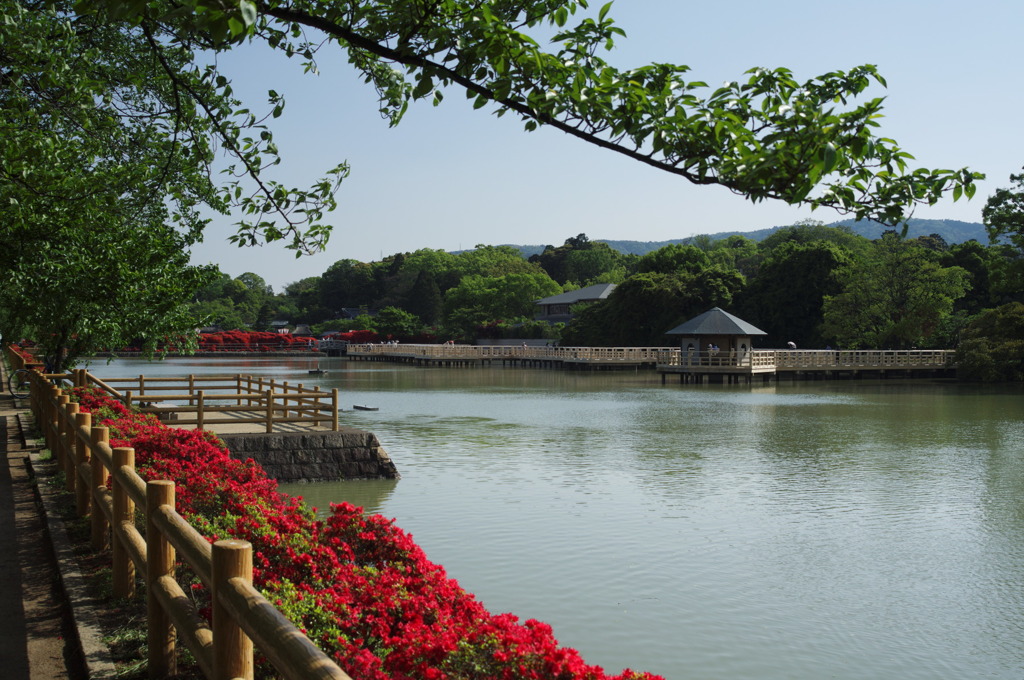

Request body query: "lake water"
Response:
[89, 356, 1024, 680]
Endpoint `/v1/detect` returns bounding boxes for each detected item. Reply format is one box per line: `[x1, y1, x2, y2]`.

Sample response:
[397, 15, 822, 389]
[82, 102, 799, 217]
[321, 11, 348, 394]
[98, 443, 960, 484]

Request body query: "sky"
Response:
[186, 0, 1024, 293]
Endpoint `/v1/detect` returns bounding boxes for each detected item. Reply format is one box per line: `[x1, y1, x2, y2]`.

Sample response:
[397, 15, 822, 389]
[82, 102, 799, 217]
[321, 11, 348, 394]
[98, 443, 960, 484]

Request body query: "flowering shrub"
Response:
[9, 342, 42, 367]
[329, 329, 381, 344]
[198, 331, 318, 352]
[68, 386, 662, 680]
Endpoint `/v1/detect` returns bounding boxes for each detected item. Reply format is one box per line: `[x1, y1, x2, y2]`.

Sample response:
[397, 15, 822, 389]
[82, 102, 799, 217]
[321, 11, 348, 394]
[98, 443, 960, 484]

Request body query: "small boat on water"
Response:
[353, 405, 379, 411]
[308, 368, 328, 375]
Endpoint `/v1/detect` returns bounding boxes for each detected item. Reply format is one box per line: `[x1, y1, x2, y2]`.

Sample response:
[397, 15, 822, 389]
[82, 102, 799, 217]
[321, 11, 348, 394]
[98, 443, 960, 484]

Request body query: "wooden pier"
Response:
[344, 344, 957, 380]
[657, 349, 956, 383]
[346, 344, 673, 370]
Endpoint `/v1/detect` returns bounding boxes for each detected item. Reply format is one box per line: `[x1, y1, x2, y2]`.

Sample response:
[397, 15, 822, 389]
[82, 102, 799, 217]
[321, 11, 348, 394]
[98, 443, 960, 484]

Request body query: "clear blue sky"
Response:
[188, 0, 1023, 292]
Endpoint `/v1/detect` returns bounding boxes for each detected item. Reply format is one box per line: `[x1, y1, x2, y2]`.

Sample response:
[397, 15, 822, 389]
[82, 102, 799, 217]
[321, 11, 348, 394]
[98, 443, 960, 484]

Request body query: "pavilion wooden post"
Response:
[213, 540, 254, 680]
[112, 446, 136, 599]
[147, 480, 177, 678]
[74, 411, 92, 516]
[90, 426, 110, 551]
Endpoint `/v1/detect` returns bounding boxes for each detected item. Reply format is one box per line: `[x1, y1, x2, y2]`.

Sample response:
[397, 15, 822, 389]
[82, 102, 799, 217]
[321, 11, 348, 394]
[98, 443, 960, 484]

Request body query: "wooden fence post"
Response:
[62, 400, 78, 491]
[49, 389, 64, 468]
[188, 374, 196, 406]
[197, 391, 205, 431]
[213, 540, 254, 680]
[282, 382, 290, 422]
[265, 390, 274, 434]
[74, 411, 91, 516]
[91, 426, 110, 551]
[332, 388, 339, 431]
[112, 446, 136, 599]
[147, 480, 177, 678]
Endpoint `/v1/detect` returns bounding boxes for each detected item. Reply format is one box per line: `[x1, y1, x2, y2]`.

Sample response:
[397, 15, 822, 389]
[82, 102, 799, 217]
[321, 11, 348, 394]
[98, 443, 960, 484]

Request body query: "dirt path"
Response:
[0, 382, 86, 679]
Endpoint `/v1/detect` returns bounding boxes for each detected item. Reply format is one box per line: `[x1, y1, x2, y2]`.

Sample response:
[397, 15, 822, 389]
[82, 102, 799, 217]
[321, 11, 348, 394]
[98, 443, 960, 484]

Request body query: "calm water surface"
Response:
[91, 357, 1024, 680]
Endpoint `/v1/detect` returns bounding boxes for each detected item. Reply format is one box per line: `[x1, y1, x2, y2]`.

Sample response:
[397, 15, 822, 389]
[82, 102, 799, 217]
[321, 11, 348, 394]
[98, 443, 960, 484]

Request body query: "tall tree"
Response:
[0, 0, 227, 363]
[956, 302, 1024, 382]
[983, 168, 1024, 253]
[405, 269, 443, 325]
[442, 272, 560, 338]
[735, 241, 852, 348]
[821, 233, 969, 349]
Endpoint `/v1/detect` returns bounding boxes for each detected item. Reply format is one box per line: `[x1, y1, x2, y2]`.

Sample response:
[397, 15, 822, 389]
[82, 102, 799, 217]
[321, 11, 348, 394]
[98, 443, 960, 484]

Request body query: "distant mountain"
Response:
[505, 218, 991, 258]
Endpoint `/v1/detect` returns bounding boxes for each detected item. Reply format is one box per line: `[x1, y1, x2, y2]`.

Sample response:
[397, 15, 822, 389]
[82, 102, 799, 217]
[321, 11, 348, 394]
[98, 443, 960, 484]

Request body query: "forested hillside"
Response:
[511, 218, 991, 258]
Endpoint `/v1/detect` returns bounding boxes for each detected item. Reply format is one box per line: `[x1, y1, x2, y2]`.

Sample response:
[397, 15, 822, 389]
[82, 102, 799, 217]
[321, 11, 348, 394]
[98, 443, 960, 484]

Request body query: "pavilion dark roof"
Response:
[665, 307, 767, 336]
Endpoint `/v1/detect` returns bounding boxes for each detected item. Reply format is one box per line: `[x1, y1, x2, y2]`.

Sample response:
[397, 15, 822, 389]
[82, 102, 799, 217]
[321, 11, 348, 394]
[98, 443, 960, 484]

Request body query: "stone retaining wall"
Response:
[219, 429, 398, 483]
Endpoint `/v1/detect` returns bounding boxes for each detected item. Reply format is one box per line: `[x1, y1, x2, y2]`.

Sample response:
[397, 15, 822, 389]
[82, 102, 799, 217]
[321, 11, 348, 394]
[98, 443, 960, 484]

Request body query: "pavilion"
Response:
[665, 307, 767, 365]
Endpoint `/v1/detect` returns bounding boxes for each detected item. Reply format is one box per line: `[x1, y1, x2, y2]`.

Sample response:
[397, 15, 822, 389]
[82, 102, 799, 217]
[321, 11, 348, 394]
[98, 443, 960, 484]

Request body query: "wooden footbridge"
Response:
[346, 344, 957, 381]
[347, 343, 671, 369]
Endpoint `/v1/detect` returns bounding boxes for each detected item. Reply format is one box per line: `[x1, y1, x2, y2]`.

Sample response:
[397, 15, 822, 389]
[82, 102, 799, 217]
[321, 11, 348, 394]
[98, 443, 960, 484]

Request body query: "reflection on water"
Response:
[290, 478, 400, 516]
[91, 357, 1024, 680]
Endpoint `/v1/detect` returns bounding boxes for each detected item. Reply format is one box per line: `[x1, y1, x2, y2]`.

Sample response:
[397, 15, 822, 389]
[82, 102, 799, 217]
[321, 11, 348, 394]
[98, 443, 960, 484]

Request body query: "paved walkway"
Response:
[0, 365, 86, 679]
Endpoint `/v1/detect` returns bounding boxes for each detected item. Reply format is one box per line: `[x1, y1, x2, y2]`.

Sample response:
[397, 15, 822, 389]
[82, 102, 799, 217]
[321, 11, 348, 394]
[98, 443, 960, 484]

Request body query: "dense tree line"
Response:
[191, 217, 1024, 382]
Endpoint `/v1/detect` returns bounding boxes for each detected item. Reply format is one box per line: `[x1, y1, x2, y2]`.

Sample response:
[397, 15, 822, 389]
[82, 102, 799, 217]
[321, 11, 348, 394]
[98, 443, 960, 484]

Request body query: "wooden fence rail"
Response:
[26, 369, 352, 680]
[81, 373, 339, 432]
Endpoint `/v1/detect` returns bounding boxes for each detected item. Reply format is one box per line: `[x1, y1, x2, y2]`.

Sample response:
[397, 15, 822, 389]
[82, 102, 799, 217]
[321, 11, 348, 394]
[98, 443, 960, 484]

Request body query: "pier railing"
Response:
[81, 373, 339, 432]
[347, 343, 955, 373]
[660, 349, 955, 370]
[350, 343, 676, 363]
[26, 369, 352, 680]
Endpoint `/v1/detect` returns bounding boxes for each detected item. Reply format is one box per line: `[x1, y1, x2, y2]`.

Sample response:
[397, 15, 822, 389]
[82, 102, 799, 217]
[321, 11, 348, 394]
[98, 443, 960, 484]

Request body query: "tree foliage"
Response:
[86, 0, 980, 226]
[983, 168, 1024, 253]
[443, 272, 561, 338]
[735, 241, 852, 348]
[821, 233, 969, 349]
[956, 303, 1024, 382]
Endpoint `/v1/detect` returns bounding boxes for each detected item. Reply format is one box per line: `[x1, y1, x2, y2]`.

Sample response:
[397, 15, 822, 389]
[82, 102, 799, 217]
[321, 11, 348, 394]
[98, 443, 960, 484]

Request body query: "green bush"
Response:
[956, 302, 1024, 381]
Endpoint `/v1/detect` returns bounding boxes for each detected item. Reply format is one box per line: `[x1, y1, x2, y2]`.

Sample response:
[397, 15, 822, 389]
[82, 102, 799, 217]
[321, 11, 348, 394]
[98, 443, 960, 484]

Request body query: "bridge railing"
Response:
[659, 349, 955, 369]
[349, 343, 676, 362]
[27, 369, 352, 680]
[773, 349, 954, 369]
[80, 373, 340, 432]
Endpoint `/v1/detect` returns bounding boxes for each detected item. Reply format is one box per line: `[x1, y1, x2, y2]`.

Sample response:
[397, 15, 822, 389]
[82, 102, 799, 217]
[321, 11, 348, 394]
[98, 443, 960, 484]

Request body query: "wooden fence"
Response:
[26, 369, 352, 680]
[82, 373, 340, 432]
